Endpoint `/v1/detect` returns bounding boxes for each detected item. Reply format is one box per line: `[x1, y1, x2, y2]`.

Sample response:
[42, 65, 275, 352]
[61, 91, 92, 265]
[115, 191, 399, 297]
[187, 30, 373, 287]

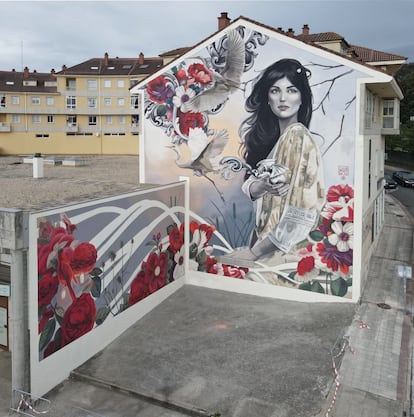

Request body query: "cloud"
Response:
[0, 0, 412, 73]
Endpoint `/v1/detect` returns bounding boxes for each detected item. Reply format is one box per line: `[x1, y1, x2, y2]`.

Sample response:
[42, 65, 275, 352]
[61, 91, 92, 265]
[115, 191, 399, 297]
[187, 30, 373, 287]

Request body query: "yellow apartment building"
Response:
[0, 53, 163, 156]
[0, 16, 406, 157]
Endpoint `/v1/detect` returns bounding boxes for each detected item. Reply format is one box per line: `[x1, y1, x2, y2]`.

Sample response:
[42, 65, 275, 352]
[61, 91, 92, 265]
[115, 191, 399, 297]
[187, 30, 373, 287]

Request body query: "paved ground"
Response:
[0, 157, 413, 416]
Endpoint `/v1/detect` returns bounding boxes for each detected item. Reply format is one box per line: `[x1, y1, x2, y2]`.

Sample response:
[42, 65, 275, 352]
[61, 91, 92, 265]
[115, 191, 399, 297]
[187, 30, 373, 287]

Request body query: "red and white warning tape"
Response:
[325, 336, 355, 417]
[17, 394, 50, 415]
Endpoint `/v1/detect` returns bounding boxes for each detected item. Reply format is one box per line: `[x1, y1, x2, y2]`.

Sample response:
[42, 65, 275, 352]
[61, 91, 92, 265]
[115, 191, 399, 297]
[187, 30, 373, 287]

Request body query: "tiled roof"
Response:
[296, 32, 347, 44]
[57, 55, 164, 76]
[159, 47, 192, 57]
[349, 44, 407, 63]
[0, 69, 57, 93]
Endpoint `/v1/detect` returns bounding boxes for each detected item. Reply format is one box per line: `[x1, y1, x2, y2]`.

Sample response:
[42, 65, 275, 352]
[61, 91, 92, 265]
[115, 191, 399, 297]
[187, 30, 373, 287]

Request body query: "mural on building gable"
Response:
[142, 25, 363, 298]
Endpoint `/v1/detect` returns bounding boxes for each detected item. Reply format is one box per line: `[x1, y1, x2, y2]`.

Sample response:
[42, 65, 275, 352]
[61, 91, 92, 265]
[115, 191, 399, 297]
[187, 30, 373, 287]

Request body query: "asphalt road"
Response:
[385, 167, 414, 219]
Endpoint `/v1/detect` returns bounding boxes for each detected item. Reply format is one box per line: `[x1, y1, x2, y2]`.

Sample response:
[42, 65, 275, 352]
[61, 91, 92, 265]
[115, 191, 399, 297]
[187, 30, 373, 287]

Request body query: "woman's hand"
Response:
[249, 178, 289, 199]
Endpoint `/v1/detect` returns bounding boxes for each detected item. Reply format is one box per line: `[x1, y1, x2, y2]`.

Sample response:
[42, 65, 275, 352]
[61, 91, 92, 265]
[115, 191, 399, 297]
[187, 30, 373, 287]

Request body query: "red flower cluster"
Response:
[145, 61, 214, 143]
[295, 184, 354, 294]
[37, 214, 98, 360]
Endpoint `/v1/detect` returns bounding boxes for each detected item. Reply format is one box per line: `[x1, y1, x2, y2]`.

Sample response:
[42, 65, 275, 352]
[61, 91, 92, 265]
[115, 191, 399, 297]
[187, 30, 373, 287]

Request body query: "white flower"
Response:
[172, 86, 195, 110]
[328, 221, 353, 252]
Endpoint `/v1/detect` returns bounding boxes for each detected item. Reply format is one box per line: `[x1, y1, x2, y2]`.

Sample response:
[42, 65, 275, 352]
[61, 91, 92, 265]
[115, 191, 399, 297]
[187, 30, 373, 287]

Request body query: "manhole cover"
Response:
[377, 302, 391, 309]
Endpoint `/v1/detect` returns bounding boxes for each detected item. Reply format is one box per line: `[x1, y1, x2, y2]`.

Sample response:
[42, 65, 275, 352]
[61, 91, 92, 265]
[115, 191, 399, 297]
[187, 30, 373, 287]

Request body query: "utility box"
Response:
[33, 153, 44, 178]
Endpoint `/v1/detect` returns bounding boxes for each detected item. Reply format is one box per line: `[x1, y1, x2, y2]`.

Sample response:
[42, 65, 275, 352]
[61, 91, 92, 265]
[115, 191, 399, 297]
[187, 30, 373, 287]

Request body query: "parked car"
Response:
[384, 174, 397, 189]
[392, 171, 414, 188]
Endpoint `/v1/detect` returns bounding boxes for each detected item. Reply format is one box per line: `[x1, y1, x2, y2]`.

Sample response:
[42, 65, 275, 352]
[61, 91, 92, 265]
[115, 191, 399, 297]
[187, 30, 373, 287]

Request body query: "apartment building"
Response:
[0, 53, 163, 155]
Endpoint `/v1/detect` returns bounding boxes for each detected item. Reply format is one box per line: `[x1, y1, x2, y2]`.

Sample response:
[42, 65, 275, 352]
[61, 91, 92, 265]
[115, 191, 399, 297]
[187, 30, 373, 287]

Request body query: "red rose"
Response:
[297, 256, 315, 276]
[327, 184, 354, 203]
[61, 293, 96, 346]
[222, 264, 248, 279]
[177, 110, 204, 136]
[145, 252, 168, 293]
[187, 63, 212, 85]
[168, 225, 183, 253]
[128, 271, 150, 306]
[38, 271, 59, 307]
[70, 242, 97, 274]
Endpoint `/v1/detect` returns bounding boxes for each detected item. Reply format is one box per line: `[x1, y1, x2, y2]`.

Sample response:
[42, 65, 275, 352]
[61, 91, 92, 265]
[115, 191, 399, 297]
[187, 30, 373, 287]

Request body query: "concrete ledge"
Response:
[62, 157, 87, 167]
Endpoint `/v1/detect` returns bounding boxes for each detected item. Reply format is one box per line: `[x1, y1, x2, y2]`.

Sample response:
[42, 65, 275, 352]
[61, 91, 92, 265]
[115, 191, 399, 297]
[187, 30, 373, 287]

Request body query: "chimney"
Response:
[104, 52, 109, 66]
[23, 66, 29, 79]
[61, 64, 67, 74]
[50, 69, 56, 79]
[138, 52, 144, 65]
[218, 12, 231, 30]
[287, 28, 295, 37]
[302, 24, 309, 35]
[277, 27, 284, 33]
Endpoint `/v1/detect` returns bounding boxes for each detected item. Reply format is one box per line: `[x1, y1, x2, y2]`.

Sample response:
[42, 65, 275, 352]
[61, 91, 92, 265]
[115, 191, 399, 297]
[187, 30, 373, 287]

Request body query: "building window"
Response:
[66, 96, 76, 109]
[118, 116, 126, 124]
[31, 96, 41, 105]
[35, 134, 49, 138]
[87, 79, 98, 90]
[104, 97, 111, 106]
[46, 96, 54, 106]
[383, 100, 395, 128]
[88, 116, 97, 125]
[0, 96, 5, 107]
[130, 78, 139, 88]
[32, 115, 41, 124]
[47, 115, 54, 123]
[88, 97, 97, 108]
[117, 80, 125, 88]
[130, 95, 139, 109]
[67, 116, 77, 126]
[66, 78, 76, 90]
[131, 115, 139, 126]
[104, 80, 111, 88]
[12, 114, 21, 123]
[117, 97, 125, 106]
[11, 96, 20, 105]
[365, 90, 375, 129]
[105, 116, 113, 124]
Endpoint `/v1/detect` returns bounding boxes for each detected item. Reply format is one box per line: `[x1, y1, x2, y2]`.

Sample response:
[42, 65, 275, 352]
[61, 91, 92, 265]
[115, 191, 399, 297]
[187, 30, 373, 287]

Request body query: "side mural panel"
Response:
[33, 184, 186, 363]
[142, 26, 365, 299]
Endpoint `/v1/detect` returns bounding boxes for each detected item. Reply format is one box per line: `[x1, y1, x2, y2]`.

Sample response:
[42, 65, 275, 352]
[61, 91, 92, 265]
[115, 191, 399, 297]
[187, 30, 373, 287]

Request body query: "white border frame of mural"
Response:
[28, 182, 187, 397]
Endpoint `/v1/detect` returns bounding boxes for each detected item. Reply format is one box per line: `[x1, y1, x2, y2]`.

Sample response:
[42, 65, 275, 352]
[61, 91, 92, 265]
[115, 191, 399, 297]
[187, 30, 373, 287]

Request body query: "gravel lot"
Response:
[0, 155, 144, 210]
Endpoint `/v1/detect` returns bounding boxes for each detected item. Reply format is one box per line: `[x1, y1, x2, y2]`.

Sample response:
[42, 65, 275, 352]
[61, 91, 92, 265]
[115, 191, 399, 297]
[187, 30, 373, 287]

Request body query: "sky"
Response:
[0, 0, 413, 74]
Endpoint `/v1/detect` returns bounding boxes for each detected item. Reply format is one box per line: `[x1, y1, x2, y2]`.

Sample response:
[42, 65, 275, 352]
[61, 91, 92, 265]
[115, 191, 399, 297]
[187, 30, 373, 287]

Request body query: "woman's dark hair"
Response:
[239, 58, 313, 170]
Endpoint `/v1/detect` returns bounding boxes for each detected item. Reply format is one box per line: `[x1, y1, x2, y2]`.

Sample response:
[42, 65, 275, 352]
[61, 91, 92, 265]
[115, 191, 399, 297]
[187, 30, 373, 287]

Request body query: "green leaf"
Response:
[189, 243, 198, 259]
[299, 282, 312, 291]
[95, 307, 110, 325]
[346, 278, 353, 287]
[166, 223, 177, 235]
[311, 280, 325, 294]
[331, 277, 348, 297]
[91, 277, 102, 298]
[39, 319, 56, 352]
[309, 230, 324, 242]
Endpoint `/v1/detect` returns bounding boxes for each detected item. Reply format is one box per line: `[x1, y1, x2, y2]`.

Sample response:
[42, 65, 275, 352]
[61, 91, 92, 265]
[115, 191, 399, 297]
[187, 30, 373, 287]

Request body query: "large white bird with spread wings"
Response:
[180, 29, 246, 113]
[168, 128, 229, 200]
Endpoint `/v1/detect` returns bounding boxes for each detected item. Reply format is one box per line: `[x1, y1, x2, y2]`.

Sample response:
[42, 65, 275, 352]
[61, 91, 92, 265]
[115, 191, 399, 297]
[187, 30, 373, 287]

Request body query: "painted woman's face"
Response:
[268, 76, 302, 122]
